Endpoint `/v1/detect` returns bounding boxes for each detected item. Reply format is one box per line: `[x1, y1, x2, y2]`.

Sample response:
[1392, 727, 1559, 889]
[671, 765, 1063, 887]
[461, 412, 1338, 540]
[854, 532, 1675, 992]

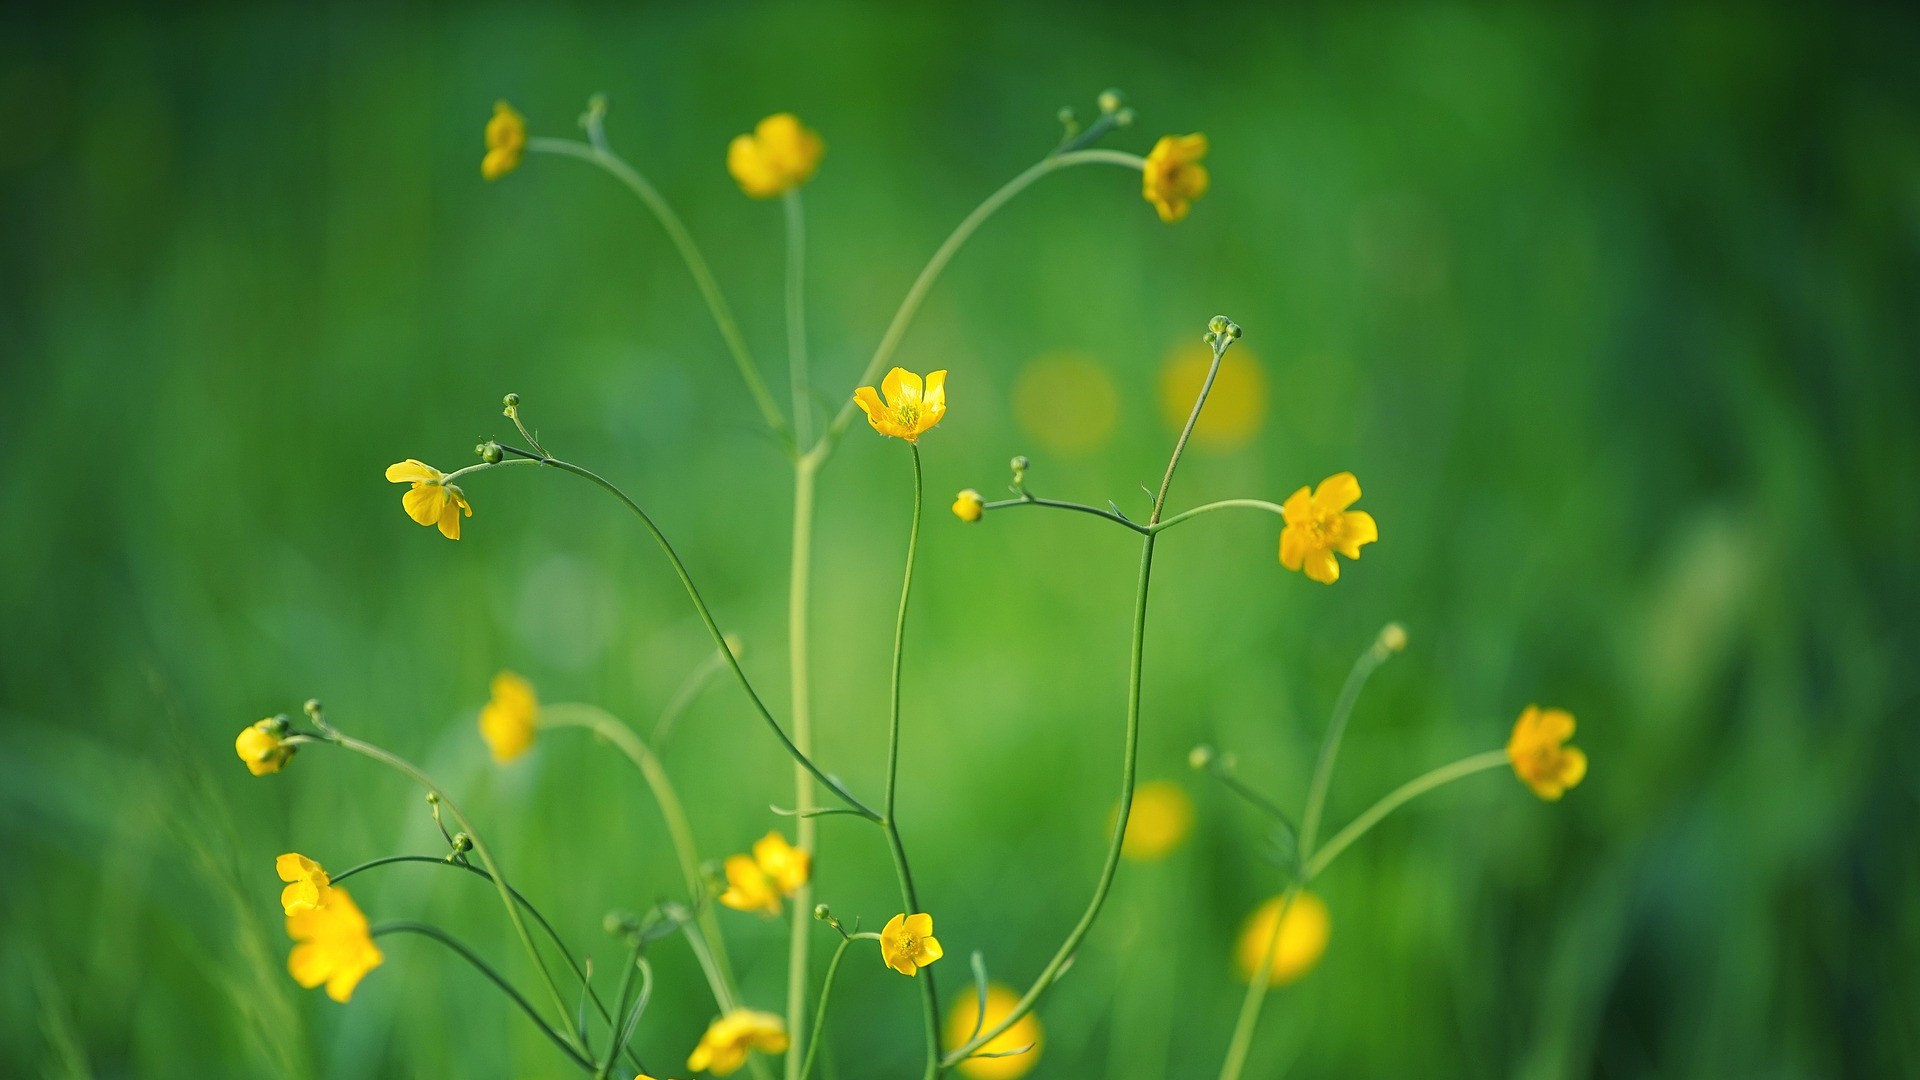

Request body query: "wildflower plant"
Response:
[235, 85, 1585, 1078]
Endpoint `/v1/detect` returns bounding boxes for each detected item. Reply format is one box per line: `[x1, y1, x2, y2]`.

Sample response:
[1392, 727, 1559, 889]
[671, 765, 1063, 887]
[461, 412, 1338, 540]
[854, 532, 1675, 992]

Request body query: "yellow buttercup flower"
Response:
[1115, 780, 1194, 861]
[286, 885, 384, 1003]
[853, 368, 947, 442]
[277, 853, 332, 915]
[751, 831, 810, 894]
[1507, 705, 1587, 801]
[1278, 472, 1378, 584]
[717, 855, 782, 916]
[880, 911, 943, 977]
[727, 113, 823, 198]
[1142, 133, 1209, 223]
[1158, 340, 1268, 451]
[945, 982, 1043, 1080]
[235, 718, 293, 776]
[482, 101, 526, 181]
[1234, 890, 1330, 987]
[952, 490, 985, 523]
[686, 1009, 788, 1076]
[384, 459, 473, 541]
[479, 671, 538, 763]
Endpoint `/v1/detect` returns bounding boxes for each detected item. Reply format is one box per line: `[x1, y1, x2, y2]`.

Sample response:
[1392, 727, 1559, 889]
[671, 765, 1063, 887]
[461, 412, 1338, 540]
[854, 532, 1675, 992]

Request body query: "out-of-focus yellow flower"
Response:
[277, 853, 332, 915]
[1507, 705, 1587, 801]
[952, 489, 985, 523]
[853, 368, 947, 442]
[235, 719, 293, 776]
[1158, 340, 1268, 450]
[482, 101, 526, 181]
[880, 911, 943, 976]
[717, 855, 782, 916]
[727, 113, 824, 198]
[385, 459, 472, 541]
[1012, 350, 1119, 455]
[479, 671, 538, 763]
[1234, 890, 1330, 987]
[1115, 780, 1194, 861]
[944, 982, 1043, 1080]
[287, 885, 383, 1003]
[1142, 133, 1209, 223]
[751, 831, 810, 894]
[1278, 472, 1377, 584]
[686, 1009, 788, 1076]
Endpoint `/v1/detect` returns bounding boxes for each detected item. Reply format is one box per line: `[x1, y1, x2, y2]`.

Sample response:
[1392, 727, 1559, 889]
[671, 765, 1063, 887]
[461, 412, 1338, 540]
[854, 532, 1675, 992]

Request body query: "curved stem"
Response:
[1298, 642, 1394, 864]
[527, 136, 790, 449]
[1150, 499, 1288, 534]
[1215, 888, 1298, 1080]
[884, 443, 941, 1079]
[1304, 751, 1509, 880]
[328, 735, 579, 1049]
[980, 496, 1149, 535]
[784, 459, 820, 1079]
[798, 934, 859, 1080]
[817, 148, 1145, 454]
[372, 921, 592, 1071]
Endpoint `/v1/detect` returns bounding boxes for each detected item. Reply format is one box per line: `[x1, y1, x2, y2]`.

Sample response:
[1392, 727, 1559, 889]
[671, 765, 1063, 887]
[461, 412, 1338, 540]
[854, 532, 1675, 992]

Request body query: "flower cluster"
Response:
[483, 101, 526, 181]
[276, 854, 384, 1003]
[727, 113, 825, 198]
[717, 831, 811, 916]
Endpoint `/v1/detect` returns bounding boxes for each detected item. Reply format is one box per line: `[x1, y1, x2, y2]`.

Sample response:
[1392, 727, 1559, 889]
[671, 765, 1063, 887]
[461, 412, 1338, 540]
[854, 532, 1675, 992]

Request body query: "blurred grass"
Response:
[2, 2, 1917, 1076]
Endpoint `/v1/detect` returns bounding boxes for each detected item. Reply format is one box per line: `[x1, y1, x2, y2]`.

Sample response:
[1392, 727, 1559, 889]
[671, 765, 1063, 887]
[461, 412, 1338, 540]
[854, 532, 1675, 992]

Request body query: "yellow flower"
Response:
[479, 671, 538, 763]
[1158, 340, 1268, 451]
[1278, 472, 1378, 584]
[952, 490, 985, 523]
[686, 1009, 788, 1076]
[1234, 890, 1330, 987]
[880, 911, 943, 977]
[1507, 705, 1587, 801]
[287, 885, 384, 1003]
[727, 113, 824, 198]
[853, 368, 947, 442]
[1012, 350, 1119, 455]
[384, 459, 473, 540]
[945, 983, 1043, 1080]
[717, 855, 782, 917]
[1115, 780, 1194, 861]
[751, 831, 810, 894]
[1142, 133, 1209, 223]
[277, 853, 332, 915]
[235, 718, 293, 776]
[482, 100, 526, 181]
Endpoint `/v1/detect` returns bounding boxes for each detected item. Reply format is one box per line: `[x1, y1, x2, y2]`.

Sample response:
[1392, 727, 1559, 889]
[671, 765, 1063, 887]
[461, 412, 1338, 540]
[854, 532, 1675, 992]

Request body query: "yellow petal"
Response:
[882, 912, 906, 939]
[922, 369, 948, 413]
[904, 912, 934, 938]
[1280, 486, 1312, 524]
[1539, 708, 1576, 742]
[385, 459, 440, 484]
[1278, 525, 1307, 571]
[401, 484, 445, 527]
[287, 942, 330, 989]
[1313, 472, 1361, 512]
[1335, 511, 1379, 558]
[1304, 549, 1340, 584]
[853, 386, 883, 419]
[437, 497, 463, 540]
[881, 367, 922, 408]
[917, 934, 944, 966]
[1557, 746, 1588, 790]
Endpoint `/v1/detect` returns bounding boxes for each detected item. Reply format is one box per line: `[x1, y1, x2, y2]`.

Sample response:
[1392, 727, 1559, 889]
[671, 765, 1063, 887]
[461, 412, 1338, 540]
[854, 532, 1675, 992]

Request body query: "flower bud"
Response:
[1188, 744, 1215, 770]
[813, 904, 831, 921]
[952, 489, 985, 524]
[503, 392, 521, 409]
[1208, 315, 1230, 335]
[1378, 622, 1408, 654]
[450, 832, 474, 855]
[1010, 455, 1030, 483]
[478, 440, 504, 464]
[302, 699, 322, 720]
[1098, 89, 1124, 115]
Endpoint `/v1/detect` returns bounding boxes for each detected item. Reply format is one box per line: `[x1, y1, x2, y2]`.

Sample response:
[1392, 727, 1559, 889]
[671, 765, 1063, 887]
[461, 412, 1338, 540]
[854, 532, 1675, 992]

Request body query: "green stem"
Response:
[785, 189, 813, 448]
[1215, 888, 1298, 1080]
[1304, 751, 1509, 880]
[797, 935, 859, 1080]
[527, 136, 790, 450]
[595, 940, 645, 1079]
[979, 495, 1149, 534]
[784, 458, 820, 1080]
[1149, 499, 1288, 534]
[372, 921, 593, 1071]
[815, 148, 1145, 455]
[328, 735, 580, 1050]
[884, 443, 941, 1079]
[1298, 642, 1394, 864]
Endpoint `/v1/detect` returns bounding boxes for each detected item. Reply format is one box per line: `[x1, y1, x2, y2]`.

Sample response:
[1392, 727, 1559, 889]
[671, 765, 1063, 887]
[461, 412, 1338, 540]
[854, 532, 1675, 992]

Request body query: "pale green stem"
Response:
[527, 136, 790, 449]
[328, 734, 580, 1050]
[595, 939, 644, 1079]
[1298, 643, 1394, 865]
[798, 935, 860, 1080]
[1215, 887, 1298, 1080]
[815, 149, 1145, 455]
[784, 459, 819, 1080]
[1304, 751, 1509, 880]
[1150, 499, 1288, 533]
[785, 189, 813, 448]
[947, 329, 1233, 1067]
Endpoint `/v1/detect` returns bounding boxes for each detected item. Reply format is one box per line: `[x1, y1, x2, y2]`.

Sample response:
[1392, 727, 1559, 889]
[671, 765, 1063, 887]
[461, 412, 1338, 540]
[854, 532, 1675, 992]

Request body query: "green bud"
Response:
[478, 440, 504, 465]
[1188, 744, 1215, 770]
[1207, 315, 1229, 335]
[813, 904, 831, 921]
[1097, 89, 1124, 114]
[302, 698, 323, 719]
[450, 832, 474, 854]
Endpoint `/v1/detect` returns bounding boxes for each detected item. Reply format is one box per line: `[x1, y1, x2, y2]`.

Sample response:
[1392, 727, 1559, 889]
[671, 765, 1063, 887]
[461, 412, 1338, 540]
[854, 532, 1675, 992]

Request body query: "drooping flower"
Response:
[717, 855, 782, 917]
[686, 1009, 788, 1076]
[952, 490, 985, 523]
[751, 831, 810, 895]
[1234, 890, 1330, 987]
[1278, 471, 1378, 584]
[479, 671, 538, 763]
[944, 982, 1044, 1080]
[277, 853, 332, 915]
[853, 368, 947, 442]
[1142, 134, 1209, 223]
[384, 459, 473, 541]
[1115, 780, 1194, 861]
[287, 885, 384, 1003]
[726, 113, 824, 198]
[235, 718, 293, 776]
[1507, 705, 1587, 801]
[880, 911, 944, 977]
[483, 101, 526, 181]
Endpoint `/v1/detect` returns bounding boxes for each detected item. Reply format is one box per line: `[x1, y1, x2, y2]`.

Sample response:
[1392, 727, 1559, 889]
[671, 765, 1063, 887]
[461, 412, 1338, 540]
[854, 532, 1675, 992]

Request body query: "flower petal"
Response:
[1313, 472, 1361, 512]
[904, 912, 934, 937]
[853, 386, 883, 419]
[1335, 511, 1378, 559]
[401, 484, 444, 527]
[881, 367, 922, 409]
[1281, 486, 1313, 524]
[437, 498, 463, 540]
[1557, 746, 1588, 790]
[922, 369, 947, 413]
[1304, 549, 1340, 584]
[385, 459, 439, 485]
[916, 934, 944, 965]
[1279, 525, 1307, 571]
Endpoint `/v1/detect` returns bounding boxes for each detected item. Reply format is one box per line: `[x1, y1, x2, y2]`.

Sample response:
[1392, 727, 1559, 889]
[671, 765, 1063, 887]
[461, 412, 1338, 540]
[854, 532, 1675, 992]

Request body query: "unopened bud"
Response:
[1378, 622, 1408, 653]
[813, 904, 831, 921]
[478, 440, 504, 464]
[302, 699, 323, 719]
[1207, 315, 1229, 335]
[1097, 89, 1124, 115]
[1188, 744, 1215, 770]
[952, 489, 985, 524]
[450, 832, 474, 854]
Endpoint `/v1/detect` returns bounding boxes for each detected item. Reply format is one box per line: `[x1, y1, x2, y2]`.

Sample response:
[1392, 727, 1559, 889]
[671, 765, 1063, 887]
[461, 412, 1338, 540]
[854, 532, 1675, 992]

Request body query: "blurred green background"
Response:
[4, 3, 1917, 1077]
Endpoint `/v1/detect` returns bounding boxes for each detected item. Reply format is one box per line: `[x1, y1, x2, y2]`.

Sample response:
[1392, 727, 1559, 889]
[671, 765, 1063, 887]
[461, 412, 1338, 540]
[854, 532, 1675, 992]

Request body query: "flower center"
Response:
[1306, 510, 1343, 546]
[893, 403, 919, 426]
[897, 933, 919, 954]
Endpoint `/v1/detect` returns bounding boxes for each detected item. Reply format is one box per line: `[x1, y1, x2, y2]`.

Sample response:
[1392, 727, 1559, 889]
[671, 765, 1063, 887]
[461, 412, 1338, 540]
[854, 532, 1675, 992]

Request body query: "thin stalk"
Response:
[372, 921, 592, 1071]
[1298, 644, 1393, 864]
[1150, 499, 1289, 534]
[595, 940, 644, 1079]
[785, 189, 813, 447]
[816, 148, 1145, 454]
[980, 495, 1150, 534]
[527, 136, 790, 448]
[1215, 888, 1298, 1080]
[784, 459, 820, 1080]
[798, 935, 858, 1080]
[1304, 751, 1509, 880]
[884, 443, 940, 1079]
